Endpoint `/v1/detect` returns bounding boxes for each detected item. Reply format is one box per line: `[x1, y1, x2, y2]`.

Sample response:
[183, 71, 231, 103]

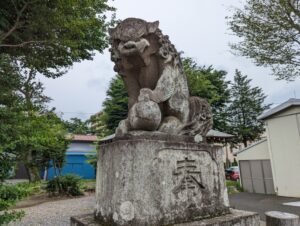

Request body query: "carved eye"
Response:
[159, 48, 169, 58]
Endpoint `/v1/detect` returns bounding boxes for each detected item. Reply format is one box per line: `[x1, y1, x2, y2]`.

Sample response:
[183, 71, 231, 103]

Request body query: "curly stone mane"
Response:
[155, 29, 182, 67]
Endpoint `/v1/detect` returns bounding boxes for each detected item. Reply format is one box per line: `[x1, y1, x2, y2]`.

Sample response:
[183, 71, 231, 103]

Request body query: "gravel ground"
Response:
[10, 195, 95, 226]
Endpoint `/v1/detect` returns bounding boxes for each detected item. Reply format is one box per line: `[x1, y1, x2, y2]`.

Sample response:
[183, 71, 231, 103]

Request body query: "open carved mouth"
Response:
[119, 39, 150, 56]
[123, 41, 136, 50]
[119, 41, 138, 56]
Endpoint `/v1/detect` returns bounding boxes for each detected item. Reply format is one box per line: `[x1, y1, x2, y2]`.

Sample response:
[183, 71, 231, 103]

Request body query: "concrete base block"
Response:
[70, 209, 260, 226]
[95, 137, 230, 225]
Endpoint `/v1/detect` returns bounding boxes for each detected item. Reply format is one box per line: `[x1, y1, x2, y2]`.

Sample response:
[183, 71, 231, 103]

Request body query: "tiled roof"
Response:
[206, 129, 234, 138]
[258, 98, 300, 120]
[70, 134, 98, 142]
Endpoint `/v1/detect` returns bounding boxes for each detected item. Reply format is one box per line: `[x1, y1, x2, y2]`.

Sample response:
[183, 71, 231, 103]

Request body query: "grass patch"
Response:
[226, 180, 243, 194]
[82, 179, 96, 192]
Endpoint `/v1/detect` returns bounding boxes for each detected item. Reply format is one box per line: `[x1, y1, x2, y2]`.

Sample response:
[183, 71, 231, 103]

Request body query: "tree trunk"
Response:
[225, 144, 230, 168]
[25, 164, 41, 182]
[24, 150, 41, 182]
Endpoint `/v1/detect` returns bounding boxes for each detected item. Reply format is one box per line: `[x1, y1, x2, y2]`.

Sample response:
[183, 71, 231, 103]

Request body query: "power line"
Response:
[58, 111, 98, 115]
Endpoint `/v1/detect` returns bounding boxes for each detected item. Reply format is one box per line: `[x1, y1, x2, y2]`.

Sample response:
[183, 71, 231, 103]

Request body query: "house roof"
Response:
[206, 129, 234, 138]
[235, 138, 267, 155]
[100, 134, 115, 142]
[70, 134, 98, 142]
[258, 98, 300, 120]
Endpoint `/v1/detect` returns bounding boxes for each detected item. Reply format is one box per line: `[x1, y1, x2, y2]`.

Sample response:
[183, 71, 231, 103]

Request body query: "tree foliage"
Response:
[15, 112, 69, 181]
[89, 112, 110, 137]
[100, 75, 128, 135]
[99, 59, 231, 135]
[228, 0, 300, 80]
[0, 0, 114, 77]
[64, 117, 91, 135]
[0, 60, 69, 182]
[228, 70, 270, 146]
[0, 1, 113, 222]
[183, 58, 231, 132]
[0, 55, 23, 181]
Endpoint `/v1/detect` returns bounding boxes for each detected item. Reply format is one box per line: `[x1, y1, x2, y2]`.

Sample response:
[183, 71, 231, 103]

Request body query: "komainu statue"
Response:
[109, 18, 213, 137]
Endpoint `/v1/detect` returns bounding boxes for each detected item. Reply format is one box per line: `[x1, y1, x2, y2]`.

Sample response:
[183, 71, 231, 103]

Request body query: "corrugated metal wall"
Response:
[47, 153, 96, 180]
[239, 160, 275, 194]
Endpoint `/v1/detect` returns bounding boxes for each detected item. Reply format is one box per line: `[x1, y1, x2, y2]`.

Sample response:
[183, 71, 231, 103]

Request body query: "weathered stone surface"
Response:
[114, 131, 199, 143]
[265, 211, 299, 226]
[176, 209, 260, 226]
[109, 18, 213, 137]
[128, 96, 161, 131]
[71, 209, 260, 226]
[71, 16, 261, 226]
[94, 137, 229, 226]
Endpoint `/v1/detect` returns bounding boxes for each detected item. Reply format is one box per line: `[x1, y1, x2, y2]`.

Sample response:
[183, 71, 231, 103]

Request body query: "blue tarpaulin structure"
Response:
[46, 135, 97, 180]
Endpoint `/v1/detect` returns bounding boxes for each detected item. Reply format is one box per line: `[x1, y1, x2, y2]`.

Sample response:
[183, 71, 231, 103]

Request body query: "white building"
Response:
[236, 98, 300, 197]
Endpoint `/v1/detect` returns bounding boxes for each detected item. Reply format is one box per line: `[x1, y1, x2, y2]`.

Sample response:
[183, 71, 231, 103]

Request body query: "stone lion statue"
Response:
[109, 18, 213, 137]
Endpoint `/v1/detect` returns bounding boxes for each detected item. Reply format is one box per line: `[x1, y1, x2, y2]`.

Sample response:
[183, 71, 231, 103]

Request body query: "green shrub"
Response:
[0, 184, 29, 201]
[0, 209, 24, 225]
[15, 182, 42, 195]
[82, 179, 96, 192]
[46, 174, 84, 196]
[0, 184, 30, 225]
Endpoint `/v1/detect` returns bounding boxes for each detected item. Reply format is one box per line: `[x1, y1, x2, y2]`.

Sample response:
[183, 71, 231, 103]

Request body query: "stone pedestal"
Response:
[71, 209, 260, 226]
[95, 135, 230, 225]
[265, 211, 299, 226]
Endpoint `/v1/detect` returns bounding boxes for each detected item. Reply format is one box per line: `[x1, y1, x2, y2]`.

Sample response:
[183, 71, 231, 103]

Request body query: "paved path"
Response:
[230, 192, 300, 224]
[11, 192, 299, 225]
[10, 195, 94, 226]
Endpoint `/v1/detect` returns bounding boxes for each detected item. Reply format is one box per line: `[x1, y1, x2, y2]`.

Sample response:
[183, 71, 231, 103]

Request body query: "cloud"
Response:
[41, 0, 300, 120]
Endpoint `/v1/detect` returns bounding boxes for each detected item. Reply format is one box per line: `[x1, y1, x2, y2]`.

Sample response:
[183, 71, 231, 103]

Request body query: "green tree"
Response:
[228, 70, 270, 147]
[64, 117, 91, 135]
[89, 112, 110, 137]
[99, 59, 231, 135]
[0, 58, 31, 222]
[0, 62, 69, 182]
[86, 149, 98, 169]
[183, 58, 231, 132]
[228, 0, 300, 80]
[101, 75, 128, 135]
[0, 0, 114, 77]
[16, 112, 69, 181]
[0, 55, 23, 181]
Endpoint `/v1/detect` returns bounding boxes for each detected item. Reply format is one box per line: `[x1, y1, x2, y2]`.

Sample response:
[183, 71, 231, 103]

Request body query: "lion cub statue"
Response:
[109, 18, 212, 138]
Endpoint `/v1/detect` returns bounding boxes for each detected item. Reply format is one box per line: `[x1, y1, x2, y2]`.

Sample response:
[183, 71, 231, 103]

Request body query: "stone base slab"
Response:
[70, 209, 260, 226]
[95, 139, 229, 225]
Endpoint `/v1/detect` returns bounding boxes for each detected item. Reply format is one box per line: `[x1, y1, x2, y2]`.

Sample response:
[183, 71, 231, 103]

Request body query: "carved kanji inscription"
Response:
[172, 157, 205, 194]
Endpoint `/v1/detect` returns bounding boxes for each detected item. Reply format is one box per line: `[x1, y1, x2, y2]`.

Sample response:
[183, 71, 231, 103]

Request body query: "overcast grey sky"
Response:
[40, 0, 300, 120]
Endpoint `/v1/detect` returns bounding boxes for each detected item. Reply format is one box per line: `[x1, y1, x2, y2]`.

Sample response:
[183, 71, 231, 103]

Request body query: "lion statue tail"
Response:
[179, 96, 213, 137]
